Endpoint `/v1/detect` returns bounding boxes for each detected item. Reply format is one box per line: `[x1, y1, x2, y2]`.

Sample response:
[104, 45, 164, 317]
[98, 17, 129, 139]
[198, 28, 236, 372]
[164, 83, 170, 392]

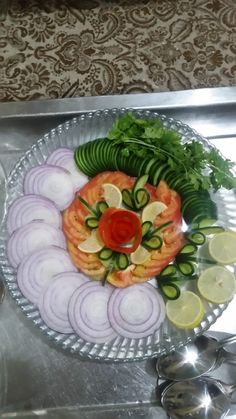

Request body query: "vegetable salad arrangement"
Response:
[5, 112, 236, 344]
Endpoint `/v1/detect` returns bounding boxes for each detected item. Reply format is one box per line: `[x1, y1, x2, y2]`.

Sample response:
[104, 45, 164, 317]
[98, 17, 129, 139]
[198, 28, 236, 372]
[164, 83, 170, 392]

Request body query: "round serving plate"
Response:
[0, 108, 236, 361]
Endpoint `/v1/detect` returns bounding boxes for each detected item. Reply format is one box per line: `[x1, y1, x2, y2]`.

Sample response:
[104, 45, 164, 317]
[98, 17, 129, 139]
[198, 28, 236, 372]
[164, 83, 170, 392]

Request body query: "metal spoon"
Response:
[161, 376, 236, 419]
[157, 334, 236, 381]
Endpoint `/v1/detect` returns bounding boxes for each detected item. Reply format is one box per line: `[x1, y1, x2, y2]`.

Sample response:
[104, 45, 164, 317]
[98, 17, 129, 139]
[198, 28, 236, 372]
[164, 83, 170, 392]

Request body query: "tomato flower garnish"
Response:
[98, 208, 142, 253]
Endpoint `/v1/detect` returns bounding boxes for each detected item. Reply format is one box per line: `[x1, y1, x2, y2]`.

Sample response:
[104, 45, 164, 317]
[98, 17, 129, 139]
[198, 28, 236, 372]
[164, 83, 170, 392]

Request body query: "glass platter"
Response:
[0, 108, 236, 361]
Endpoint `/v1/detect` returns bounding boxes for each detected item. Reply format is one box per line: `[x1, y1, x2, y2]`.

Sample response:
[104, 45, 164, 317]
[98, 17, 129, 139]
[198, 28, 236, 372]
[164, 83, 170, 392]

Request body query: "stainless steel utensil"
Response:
[157, 334, 236, 381]
[0, 161, 6, 303]
[161, 376, 236, 419]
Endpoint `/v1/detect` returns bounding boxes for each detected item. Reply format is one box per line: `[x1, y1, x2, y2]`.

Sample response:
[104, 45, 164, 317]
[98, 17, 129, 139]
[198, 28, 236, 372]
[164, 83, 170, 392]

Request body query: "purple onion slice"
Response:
[7, 220, 66, 268]
[108, 283, 165, 339]
[68, 282, 117, 343]
[39, 272, 89, 334]
[17, 246, 77, 305]
[23, 164, 75, 210]
[46, 148, 88, 191]
[6, 194, 62, 235]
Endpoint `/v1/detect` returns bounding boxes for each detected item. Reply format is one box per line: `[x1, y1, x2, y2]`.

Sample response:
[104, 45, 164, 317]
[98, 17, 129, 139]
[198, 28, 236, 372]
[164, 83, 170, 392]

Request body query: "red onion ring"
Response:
[24, 164, 75, 210]
[6, 194, 62, 235]
[17, 246, 77, 305]
[108, 283, 165, 339]
[68, 282, 117, 343]
[39, 272, 89, 334]
[46, 148, 88, 191]
[7, 220, 66, 268]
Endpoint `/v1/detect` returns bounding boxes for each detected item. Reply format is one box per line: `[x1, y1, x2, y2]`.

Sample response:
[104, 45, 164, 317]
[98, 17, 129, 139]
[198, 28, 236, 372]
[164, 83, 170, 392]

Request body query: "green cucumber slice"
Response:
[179, 243, 197, 255]
[96, 201, 109, 215]
[122, 189, 134, 209]
[186, 231, 206, 245]
[98, 248, 113, 261]
[159, 281, 181, 300]
[133, 174, 149, 195]
[177, 261, 195, 276]
[141, 221, 152, 238]
[160, 264, 177, 277]
[134, 188, 150, 209]
[197, 226, 225, 235]
[78, 196, 98, 217]
[85, 217, 99, 229]
[142, 235, 163, 250]
[116, 253, 129, 270]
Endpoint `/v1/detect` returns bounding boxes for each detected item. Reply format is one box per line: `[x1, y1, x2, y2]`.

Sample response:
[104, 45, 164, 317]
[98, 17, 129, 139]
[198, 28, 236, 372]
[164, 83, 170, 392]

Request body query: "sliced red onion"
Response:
[6, 194, 62, 235]
[39, 272, 89, 334]
[17, 246, 77, 305]
[108, 283, 165, 339]
[7, 220, 66, 268]
[23, 165, 75, 210]
[68, 282, 117, 343]
[46, 148, 88, 191]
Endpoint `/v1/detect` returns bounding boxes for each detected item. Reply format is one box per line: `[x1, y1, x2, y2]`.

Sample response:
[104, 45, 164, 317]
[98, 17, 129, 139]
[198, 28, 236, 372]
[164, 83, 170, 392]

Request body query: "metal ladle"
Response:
[161, 376, 236, 419]
[157, 334, 236, 381]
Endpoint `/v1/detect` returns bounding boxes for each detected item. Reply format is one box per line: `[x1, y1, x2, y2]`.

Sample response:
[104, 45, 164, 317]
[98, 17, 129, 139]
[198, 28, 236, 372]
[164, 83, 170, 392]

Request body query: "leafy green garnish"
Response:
[107, 112, 236, 191]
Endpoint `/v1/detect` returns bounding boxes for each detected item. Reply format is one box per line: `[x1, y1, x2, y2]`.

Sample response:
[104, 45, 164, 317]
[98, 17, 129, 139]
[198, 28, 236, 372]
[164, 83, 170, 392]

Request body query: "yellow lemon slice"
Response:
[142, 201, 167, 223]
[130, 245, 150, 265]
[166, 291, 205, 329]
[208, 231, 236, 264]
[78, 229, 103, 253]
[103, 183, 122, 208]
[198, 266, 236, 304]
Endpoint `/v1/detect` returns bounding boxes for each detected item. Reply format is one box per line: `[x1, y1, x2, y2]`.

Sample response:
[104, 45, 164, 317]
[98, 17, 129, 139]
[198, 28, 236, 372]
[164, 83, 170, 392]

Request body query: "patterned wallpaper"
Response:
[1, 0, 236, 101]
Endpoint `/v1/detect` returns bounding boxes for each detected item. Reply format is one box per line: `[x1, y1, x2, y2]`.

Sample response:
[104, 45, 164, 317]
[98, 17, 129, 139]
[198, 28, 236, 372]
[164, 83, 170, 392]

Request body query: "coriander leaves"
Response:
[107, 112, 235, 191]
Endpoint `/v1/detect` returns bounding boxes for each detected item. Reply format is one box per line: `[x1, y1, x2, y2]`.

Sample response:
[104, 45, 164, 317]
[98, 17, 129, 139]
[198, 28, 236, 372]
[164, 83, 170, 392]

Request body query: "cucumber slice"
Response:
[142, 235, 163, 250]
[151, 221, 173, 235]
[159, 281, 181, 300]
[122, 189, 134, 209]
[134, 188, 150, 209]
[197, 226, 224, 235]
[141, 221, 152, 238]
[78, 196, 98, 217]
[160, 264, 177, 277]
[85, 217, 99, 229]
[186, 231, 206, 245]
[116, 253, 129, 270]
[133, 174, 149, 195]
[177, 261, 195, 276]
[96, 201, 109, 215]
[179, 243, 197, 255]
[98, 248, 113, 261]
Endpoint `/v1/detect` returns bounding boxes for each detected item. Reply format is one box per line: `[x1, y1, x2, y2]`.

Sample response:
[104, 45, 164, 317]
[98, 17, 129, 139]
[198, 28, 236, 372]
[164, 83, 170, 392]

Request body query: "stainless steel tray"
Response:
[1, 87, 236, 418]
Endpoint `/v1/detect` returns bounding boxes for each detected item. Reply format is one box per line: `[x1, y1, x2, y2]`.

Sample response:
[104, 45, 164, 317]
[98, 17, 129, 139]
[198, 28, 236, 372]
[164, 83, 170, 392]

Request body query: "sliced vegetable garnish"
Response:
[98, 248, 113, 261]
[132, 174, 149, 195]
[17, 246, 77, 304]
[176, 261, 195, 276]
[96, 201, 109, 216]
[141, 221, 152, 238]
[24, 164, 75, 211]
[108, 283, 165, 339]
[159, 265, 177, 277]
[142, 235, 163, 250]
[68, 282, 117, 343]
[130, 245, 150, 265]
[196, 226, 225, 235]
[122, 189, 134, 209]
[85, 217, 99, 229]
[6, 194, 62, 235]
[151, 221, 173, 235]
[134, 188, 150, 209]
[159, 282, 181, 300]
[186, 231, 206, 245]
[7, 220, 66, 268]
[98, 208, 142, 253]
[78, 229, 104, 253]
[179, 243, 197, 255]
[78, 196, 98, 217]
[46, 147, 88, 190]
[39, 272, 89, 334]
[116, 253, 129, 270]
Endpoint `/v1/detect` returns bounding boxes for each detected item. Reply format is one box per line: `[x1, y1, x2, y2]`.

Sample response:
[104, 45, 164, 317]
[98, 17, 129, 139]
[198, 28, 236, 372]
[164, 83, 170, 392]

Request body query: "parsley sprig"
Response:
[107, 113, 236, 191]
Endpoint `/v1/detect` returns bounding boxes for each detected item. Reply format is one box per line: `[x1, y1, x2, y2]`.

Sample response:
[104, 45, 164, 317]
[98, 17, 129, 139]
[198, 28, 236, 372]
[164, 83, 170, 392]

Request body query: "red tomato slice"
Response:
[98, 208, 142, 253]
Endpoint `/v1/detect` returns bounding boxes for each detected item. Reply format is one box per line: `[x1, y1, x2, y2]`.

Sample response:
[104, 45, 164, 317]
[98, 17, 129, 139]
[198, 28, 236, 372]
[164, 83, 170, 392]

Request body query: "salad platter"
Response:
[1, 107, 236, 361]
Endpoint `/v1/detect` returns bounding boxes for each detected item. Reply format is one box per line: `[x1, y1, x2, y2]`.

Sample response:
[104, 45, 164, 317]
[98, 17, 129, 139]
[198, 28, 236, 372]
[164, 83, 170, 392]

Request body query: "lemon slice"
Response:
[142, 201, 167, 223]
[198, 266, 236, 304]
[166, 291, 205, 329]
[208, 231, 236, 264]
[130, 245, 150, 264]
[103, 183, 122, 207]
[78, 229, 103, 253]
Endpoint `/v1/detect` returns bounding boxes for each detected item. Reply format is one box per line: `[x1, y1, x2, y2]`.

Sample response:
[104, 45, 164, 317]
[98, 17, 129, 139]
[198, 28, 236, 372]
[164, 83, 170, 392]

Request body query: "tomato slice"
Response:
[98, 208, 142, 253]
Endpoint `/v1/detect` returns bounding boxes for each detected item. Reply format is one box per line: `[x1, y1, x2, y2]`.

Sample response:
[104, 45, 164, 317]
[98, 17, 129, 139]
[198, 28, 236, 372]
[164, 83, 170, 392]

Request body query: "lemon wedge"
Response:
[130, 245, 150, 264]
[142, 201, 167, 223]
[166, 291, 205, 329]
[198, 266, 236, 304]
[78, 229, 103, 253]
[103, 183, 122, 208]
[208, 231, 236, 264]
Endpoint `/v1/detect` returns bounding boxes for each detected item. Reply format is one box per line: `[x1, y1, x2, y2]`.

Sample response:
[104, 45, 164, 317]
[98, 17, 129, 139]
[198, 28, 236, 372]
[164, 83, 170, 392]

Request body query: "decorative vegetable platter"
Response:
[1, 108, 236, 361]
